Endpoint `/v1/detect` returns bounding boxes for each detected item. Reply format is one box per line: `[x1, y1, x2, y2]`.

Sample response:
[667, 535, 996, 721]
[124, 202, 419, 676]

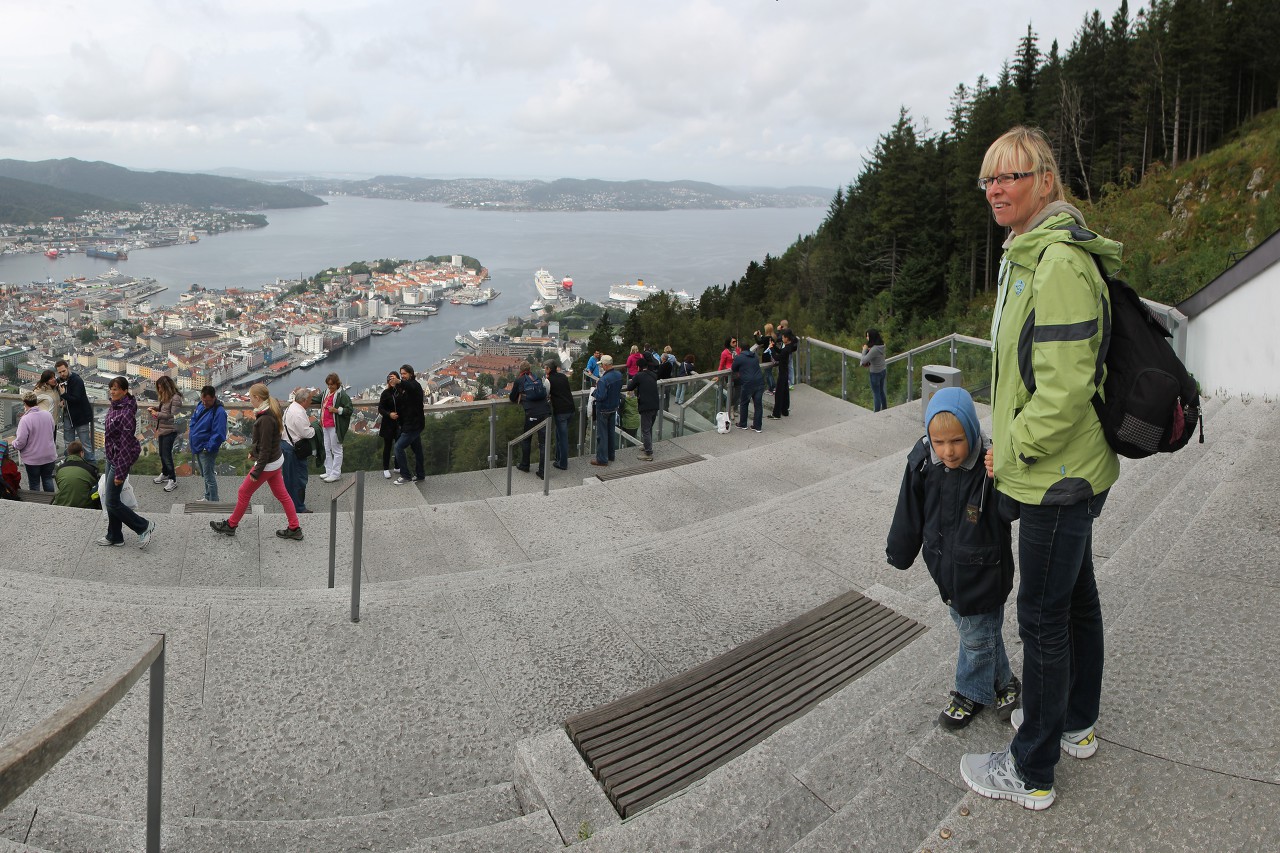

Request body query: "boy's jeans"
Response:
[1011, 489, 1109, 790]
[948, 606, 1013, 706]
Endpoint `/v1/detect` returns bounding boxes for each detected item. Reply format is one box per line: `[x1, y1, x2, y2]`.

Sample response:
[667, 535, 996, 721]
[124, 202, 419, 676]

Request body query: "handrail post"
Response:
[906, 353, 915, 403]
[951, 336, 958, 368]
[543, 418, 551, 496]
[840, 353, 847, 401]
[146, 633, 165, 853]
[328, 495, 338, 589]
[488, 401, 498, 469]
[351, 471, 364, 623]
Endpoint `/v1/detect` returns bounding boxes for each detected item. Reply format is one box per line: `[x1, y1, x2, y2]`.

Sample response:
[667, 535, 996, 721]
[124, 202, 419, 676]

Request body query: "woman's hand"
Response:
[113, 477, 123, 486]
[984, 448, 995, 479]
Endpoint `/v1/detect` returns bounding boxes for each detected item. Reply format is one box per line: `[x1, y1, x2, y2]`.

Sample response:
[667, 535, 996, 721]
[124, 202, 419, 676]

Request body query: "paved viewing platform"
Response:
[1, 385, 1277, 851]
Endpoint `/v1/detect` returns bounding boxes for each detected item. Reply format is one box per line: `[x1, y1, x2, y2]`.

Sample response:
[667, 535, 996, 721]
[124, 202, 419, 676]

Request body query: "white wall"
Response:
[1185, 262, 1280, 398]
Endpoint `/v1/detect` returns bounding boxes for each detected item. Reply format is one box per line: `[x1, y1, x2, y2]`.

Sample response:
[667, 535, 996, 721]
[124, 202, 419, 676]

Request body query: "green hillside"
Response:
[0, 175, 137, 223]
[0, 158, 325, 213]
[1086, 109, 1280, 306]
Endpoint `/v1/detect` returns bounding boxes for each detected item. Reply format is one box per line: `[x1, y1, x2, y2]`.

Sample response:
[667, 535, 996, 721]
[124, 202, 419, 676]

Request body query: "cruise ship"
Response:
[608, 279, 661, 307]
[534, 269, 561, 302]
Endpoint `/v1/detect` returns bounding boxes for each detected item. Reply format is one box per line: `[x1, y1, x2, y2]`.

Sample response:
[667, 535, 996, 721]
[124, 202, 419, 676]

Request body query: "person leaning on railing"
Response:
[55, 359, 96, 463]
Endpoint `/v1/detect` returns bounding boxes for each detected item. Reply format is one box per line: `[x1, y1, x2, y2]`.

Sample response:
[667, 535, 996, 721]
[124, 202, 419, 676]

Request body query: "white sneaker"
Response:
[960, 750, 1054, 810]
[153, 474, 166, 484]
[164, 479, 178, 492]
[394, 476, 411, 486]
[383, 469, 392, 479]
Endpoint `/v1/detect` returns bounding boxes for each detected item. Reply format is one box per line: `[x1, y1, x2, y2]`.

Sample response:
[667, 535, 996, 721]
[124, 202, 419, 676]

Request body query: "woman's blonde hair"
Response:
[249, 383, 283, 436]
[980, 126, 1064, 203]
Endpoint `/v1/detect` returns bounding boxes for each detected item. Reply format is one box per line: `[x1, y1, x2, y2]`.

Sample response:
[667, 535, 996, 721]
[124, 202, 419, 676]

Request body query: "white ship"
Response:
[534, 268, 561, 302]
[608, 278, 661, 306]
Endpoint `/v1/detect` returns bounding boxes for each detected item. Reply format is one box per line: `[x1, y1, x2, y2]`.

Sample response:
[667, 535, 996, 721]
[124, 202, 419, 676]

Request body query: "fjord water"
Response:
[2, 195, 825, 394]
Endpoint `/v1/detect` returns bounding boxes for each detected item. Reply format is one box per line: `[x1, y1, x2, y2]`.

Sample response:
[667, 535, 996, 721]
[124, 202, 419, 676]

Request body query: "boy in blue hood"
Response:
[886, 387, 1018, 729]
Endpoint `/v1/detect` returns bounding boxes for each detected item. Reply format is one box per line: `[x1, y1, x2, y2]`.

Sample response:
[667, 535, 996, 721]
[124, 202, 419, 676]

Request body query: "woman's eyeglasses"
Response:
[977, 171, 1034, 191]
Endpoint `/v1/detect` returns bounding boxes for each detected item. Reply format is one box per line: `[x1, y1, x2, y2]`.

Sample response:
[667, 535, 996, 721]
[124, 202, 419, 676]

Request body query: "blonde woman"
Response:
[209, 384, 302, 540]
[34, 369, 62, 444]
[148, 375, 183, 492]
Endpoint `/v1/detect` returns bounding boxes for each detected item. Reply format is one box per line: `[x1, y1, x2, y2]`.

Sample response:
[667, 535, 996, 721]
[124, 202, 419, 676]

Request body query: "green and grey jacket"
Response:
[990, 205, 1121, 506]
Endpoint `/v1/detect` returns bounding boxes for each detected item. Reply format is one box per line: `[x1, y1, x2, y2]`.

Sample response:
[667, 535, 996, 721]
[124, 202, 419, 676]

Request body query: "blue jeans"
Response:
[64, 417, 95, 462]
[281, 442, 307, 512]
[1011, 489, 1109, 789]
[158, 433, 177, 480]
[948, 606, 1013, 705]
[870, 371, 887, 412]
[26, 462, 55, 492]
[738, 384, 764, 430]
[103, 462, 149, 542]
[554, 413, 571, 468]
[394, 428, 424, 480]
[595, 410, 616, 463]
[196, 450, 220, 501]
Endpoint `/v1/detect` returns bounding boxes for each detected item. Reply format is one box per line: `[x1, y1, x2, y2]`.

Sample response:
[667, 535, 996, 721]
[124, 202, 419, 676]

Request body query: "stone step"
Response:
[395, 809, 561, 852]
[13, 783, 526, 852]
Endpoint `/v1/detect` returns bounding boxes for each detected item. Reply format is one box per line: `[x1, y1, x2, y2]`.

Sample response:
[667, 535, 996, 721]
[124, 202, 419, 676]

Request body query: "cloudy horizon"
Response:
[4, 0, 1117, 188]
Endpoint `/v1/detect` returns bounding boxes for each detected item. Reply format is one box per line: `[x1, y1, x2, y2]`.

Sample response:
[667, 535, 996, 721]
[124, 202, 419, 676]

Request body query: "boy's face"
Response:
[928, 418, 970, 469]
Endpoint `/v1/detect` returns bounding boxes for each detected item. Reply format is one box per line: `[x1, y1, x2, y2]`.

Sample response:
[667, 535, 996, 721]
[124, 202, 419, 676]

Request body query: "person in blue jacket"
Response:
[187, 385, 228, 502]
[589, 355, 623, 467]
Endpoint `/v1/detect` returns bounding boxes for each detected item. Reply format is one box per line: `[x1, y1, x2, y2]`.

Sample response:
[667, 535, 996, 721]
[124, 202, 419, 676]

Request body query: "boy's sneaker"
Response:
[275, 527, 304, 541]
[939, 692, 983, 729]
[1010, 709, 1098, 759]
[995, 676, 1021, 721]
[209, 520, 236, 536]
[960, 750, 1055, 810]
[163, 479, 178, 493]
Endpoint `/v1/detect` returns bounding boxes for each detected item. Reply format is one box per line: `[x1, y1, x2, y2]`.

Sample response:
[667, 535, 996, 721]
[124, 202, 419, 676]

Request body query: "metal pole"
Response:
[327, 496, 337, 589]
[906, 353, 915, 403]
[543, 418, 551, 496]
[657, 387, 666, 442]
[951, 337, 958, 368]
[146, 634, 165, 853]
[488, 401, 497, 469]
[351, 471, 364, 623]
[840, 353, 847, 401]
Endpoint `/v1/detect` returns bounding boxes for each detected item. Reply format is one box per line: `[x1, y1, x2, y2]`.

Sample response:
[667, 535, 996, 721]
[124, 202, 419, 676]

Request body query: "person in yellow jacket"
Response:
[960, 126, 1120, 812]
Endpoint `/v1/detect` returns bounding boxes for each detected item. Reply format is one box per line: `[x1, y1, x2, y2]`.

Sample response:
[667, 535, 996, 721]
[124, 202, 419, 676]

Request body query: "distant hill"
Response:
[0, 175, 137, 224]
[284, 175, 831, 211]
[0, 158, 326, 212]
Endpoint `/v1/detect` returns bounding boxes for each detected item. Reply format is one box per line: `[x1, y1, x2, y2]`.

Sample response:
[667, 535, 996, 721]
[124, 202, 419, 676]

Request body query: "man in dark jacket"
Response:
[732, 347, 766, 432]
[590, 355, 623, 467]
[625, 358, 660, 460]
[768, 331, 797, 418]
[55, 359, 95, 462]
[545, 359, 575, 470]
[393, 364, 426, 485]
[509, 364, 550, 478]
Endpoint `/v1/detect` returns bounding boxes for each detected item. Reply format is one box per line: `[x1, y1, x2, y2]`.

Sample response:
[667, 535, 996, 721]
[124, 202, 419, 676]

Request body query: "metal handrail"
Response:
[805, 333, 992, 404]
[0, 634, 166, 853]
[327, 471, 366, 622]
[505, 416, 554, 497]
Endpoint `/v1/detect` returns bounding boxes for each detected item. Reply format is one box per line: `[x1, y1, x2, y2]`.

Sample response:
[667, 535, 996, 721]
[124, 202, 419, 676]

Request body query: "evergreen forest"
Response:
[592, 0, 1280, 380]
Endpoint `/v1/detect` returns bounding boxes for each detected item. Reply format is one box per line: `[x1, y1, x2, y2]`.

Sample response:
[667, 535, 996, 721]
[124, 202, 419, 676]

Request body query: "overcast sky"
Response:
[2, 0, 1118, 188]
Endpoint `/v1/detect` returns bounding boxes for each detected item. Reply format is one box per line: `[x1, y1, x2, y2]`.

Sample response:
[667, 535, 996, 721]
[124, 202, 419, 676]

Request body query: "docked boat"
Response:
[534, 268, 560, 302]
[561, 276, 573, 292]
[608, 279, 661, 306]
[530, 300, 546, 312]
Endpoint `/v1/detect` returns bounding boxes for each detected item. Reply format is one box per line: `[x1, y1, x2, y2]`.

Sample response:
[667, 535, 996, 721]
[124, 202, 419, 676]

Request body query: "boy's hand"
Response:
[984, 448, 995, 479]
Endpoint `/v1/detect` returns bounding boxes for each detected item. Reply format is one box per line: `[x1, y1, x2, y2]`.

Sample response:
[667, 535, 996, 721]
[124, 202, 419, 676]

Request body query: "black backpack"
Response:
[1051, 226, 1203, 459]
[521, 373, 547, 402]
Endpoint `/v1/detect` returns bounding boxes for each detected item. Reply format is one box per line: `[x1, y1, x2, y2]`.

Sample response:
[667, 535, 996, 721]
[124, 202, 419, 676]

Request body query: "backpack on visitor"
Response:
[1051, 225, 1203, 459]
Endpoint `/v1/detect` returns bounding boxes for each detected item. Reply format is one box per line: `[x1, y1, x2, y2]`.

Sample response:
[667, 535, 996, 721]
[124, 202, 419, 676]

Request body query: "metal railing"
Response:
[328, 471, 366, 623]
[804, 333, 993, 407]
[0, 634, 166, 853]
[505, 417, 555, 496]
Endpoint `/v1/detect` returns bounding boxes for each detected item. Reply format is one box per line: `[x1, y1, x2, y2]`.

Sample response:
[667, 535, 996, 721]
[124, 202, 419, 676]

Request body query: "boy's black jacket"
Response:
[886, 436, 1015, 617]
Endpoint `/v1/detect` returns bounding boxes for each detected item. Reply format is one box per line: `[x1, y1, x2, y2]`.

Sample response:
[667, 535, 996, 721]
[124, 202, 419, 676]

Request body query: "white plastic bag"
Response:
[99, 473, 138, 521]
[715, 412, 731, 434]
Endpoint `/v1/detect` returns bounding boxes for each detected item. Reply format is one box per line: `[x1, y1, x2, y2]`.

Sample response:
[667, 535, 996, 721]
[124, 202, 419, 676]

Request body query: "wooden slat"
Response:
[16, 490, 56, 504]
[593, 454, 701, 481]
[183, 501, 237, 514]
[564, 590, 926, 818]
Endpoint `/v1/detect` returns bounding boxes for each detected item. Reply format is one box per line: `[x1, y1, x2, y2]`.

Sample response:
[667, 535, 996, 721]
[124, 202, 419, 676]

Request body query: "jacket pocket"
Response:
[949, 544, 1007, 616]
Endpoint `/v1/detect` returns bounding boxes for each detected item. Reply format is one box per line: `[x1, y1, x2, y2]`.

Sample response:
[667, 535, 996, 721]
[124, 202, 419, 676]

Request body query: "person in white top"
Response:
[281, 388, 317, 514]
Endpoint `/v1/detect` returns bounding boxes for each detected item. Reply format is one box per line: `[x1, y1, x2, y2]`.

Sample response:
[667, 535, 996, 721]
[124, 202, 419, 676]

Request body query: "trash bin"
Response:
[921, 365, 963, 412]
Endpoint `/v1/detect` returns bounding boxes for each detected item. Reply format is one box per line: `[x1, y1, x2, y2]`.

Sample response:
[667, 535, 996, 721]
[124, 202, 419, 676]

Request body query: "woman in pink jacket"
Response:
[13, 393, 57, 491]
